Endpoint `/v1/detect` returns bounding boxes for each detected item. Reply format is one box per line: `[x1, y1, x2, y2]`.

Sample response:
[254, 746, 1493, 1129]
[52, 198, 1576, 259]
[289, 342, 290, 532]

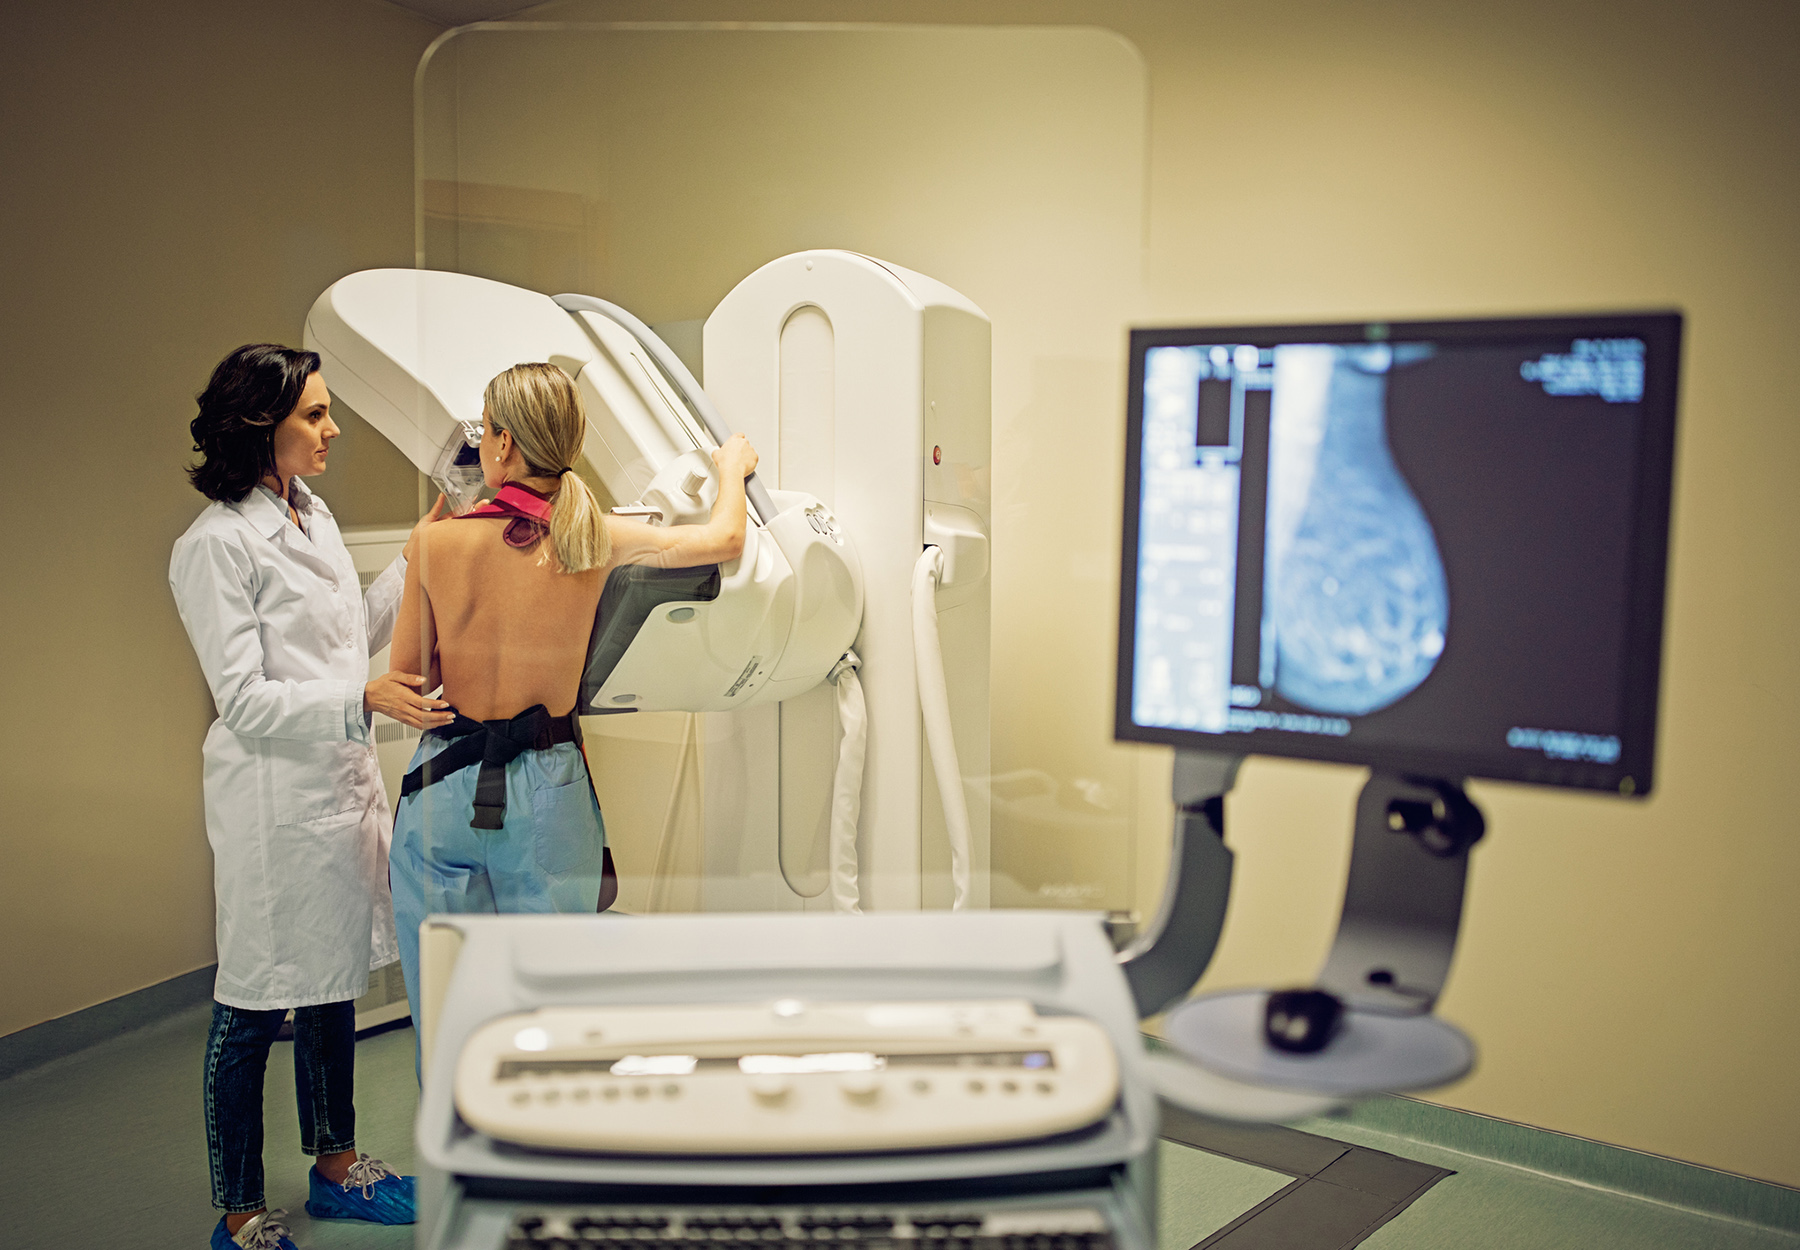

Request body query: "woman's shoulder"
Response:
[170, 499, 261, 589]
[173, 496, 251, 551]
[418, 513, 510, 569]
[423, 513, 497, 547]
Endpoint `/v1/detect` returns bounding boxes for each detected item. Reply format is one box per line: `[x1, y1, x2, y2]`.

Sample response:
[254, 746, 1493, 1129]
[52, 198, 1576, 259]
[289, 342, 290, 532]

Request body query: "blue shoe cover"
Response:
[305, 1154, 417, 1225]
[210, 1209, 298, 1249]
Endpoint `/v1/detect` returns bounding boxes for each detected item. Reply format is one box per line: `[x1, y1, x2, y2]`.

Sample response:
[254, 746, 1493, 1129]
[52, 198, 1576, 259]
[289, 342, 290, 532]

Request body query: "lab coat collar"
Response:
[240, 478, 330, 539]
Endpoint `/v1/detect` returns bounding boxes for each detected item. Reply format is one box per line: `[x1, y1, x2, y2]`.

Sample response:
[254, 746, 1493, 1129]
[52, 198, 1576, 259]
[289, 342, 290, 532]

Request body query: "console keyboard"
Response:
[506, 1206, 1115, 1250]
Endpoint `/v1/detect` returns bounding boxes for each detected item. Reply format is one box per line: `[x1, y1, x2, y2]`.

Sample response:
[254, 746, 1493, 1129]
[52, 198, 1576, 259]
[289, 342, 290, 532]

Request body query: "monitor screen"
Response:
[1116, 313, 1681, 794]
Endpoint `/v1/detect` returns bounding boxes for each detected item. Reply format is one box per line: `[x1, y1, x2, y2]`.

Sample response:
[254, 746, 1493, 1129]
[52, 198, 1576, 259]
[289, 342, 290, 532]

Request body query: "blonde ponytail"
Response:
[548, 466, 609, 574]
[482, 363, 612, 574]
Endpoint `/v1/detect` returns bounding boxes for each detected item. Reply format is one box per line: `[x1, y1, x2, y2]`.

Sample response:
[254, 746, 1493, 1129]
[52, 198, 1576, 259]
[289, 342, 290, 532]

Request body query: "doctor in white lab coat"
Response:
[170, 344, 450, 1246]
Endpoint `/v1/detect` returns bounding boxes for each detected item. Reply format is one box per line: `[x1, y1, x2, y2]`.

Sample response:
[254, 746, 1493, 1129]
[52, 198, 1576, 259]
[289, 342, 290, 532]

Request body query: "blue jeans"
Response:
[202, 1000, 356, 1213]
[390, 734, 606, 1067]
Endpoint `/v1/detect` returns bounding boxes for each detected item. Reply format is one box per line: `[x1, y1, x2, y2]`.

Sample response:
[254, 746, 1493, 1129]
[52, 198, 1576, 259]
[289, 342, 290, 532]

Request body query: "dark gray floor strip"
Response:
[1161, 1104, 1353, 1176]
[1161, 1100, 1453, 1250]
[0, 964, 216, 1081]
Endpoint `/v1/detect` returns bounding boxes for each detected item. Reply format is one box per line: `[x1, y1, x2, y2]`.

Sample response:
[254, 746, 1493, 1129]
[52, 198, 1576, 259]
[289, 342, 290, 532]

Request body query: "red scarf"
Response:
[457, 482, 554, 549]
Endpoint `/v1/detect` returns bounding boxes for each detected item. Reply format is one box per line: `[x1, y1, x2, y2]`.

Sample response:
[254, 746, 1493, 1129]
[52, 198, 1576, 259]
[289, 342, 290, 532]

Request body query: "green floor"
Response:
[0, 1003, 418, 1250]
[1, 1008, 1793, 1250]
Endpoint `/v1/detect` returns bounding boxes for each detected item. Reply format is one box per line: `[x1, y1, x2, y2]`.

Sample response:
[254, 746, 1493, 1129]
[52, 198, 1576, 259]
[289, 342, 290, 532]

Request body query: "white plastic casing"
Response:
[702, 251, 992, 912]
[304, 269, 601, 479]
[454, 999, 1119, 1155]
[592, 486, 863, 714]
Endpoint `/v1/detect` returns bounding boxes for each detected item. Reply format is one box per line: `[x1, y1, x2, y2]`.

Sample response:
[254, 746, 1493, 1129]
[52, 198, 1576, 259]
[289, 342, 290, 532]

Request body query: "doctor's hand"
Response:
[402, 494, 450, 563]
[365, 671, 455, 730]
[712, 434, 758, 480]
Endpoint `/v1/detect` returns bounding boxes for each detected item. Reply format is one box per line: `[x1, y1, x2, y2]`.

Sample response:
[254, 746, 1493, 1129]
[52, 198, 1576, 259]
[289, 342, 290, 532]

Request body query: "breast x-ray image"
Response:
[1126, 315, 1665, 794]
[1266, 344, 1448, 716]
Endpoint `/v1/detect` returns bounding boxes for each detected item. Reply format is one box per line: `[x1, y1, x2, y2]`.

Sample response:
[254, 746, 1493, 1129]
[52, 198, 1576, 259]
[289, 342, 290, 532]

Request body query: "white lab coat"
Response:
[170, 478, 404, 1010]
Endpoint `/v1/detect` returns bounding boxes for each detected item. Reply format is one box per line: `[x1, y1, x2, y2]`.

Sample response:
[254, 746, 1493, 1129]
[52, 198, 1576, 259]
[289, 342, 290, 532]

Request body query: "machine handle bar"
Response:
[553, 292, 777, 527]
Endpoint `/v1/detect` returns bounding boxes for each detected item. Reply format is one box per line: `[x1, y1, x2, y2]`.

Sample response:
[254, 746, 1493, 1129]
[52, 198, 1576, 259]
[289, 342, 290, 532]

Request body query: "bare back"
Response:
[417, 518, 602, 720]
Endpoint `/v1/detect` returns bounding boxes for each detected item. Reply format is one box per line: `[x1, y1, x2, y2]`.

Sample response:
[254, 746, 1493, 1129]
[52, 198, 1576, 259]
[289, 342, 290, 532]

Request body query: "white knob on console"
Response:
[750, 1074, 792, 1103]
[838, 1072, 880, 1102]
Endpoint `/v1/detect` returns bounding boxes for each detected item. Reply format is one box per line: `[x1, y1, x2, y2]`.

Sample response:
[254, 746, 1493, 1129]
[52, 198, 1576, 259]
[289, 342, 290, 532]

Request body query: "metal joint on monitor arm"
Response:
[1117, 751, 1243, 1018]
[1314, 772, 1483, 1015]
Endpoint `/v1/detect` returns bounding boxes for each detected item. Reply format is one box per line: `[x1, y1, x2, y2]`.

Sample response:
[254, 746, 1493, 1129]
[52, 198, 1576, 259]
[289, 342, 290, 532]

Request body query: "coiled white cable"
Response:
[912, 547, 972, 909]
[827, 651, 866, 913]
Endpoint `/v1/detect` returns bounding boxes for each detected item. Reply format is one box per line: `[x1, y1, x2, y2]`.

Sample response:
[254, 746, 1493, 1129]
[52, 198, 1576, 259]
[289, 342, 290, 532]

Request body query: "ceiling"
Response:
[382, 0, 544, 25]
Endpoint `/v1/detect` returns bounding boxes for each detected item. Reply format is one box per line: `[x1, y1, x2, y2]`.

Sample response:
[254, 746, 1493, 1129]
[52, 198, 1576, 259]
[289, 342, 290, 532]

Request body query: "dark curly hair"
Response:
[186, 344, 322, 502]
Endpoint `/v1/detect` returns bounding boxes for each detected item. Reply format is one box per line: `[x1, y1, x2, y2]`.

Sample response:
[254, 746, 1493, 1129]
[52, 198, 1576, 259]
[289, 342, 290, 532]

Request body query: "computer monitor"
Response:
[1116, 313, 1681, 795]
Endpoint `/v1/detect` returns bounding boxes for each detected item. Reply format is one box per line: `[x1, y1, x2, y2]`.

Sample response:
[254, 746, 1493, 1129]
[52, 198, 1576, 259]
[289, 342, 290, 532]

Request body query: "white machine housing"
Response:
[702, 252, 992, 913]
[303, 268, 863, 717]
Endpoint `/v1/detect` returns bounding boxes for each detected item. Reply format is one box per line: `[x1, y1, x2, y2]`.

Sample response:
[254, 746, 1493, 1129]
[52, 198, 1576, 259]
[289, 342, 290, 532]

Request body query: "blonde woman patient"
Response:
[388, 362, 758, 1034]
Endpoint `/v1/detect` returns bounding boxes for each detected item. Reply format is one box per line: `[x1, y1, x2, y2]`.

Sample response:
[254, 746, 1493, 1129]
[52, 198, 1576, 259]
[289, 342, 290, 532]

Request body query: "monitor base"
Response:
[1162, 990, 1475, 1096]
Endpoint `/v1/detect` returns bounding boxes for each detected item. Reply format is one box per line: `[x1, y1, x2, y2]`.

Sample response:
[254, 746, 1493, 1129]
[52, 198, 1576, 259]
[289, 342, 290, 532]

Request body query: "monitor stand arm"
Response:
[1130, 762, 1485, 1114]
[1118, 750, 1244, 1018]
[1315, 773, 1485, 1015]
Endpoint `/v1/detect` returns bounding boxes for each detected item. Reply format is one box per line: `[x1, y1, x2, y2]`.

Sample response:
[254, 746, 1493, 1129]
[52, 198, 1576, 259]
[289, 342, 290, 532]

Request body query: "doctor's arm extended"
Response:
[606, 434, 759, 570]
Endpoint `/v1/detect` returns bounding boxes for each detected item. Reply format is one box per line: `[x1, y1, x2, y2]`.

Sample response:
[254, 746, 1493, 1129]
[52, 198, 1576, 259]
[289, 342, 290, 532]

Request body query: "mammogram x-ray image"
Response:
[1265, 345, 1448, 715]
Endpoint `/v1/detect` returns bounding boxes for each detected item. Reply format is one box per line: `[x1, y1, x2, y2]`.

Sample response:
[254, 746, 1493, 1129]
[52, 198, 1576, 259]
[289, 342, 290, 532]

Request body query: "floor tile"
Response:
[1158, 1139, 1295, 1250]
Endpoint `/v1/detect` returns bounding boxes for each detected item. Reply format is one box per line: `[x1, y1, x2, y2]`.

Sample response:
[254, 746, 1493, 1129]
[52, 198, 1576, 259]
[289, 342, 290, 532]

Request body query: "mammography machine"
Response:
[305, 252, 990, 914]
[310, 264, 1679, 1248]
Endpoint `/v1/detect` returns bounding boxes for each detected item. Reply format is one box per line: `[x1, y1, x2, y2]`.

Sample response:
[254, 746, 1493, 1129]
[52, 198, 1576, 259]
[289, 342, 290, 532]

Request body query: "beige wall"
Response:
[505, 0, 1798, 1185]
[0, 0, 437, 1036]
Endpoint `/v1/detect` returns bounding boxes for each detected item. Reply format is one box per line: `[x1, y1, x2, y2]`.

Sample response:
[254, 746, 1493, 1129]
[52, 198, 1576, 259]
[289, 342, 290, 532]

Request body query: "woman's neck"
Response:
[504, 472, 561, 497]
[259, 472, 290, 501]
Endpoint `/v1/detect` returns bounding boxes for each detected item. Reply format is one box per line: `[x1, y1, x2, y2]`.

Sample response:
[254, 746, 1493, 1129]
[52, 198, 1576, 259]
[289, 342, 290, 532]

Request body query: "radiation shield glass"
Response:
[1115, 314, 1681, 795]
[417, 23, 1149, 917]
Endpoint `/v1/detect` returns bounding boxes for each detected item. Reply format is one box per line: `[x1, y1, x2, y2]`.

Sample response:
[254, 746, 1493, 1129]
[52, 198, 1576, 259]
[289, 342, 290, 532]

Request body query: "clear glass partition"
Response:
[411, 22, 1161, 922]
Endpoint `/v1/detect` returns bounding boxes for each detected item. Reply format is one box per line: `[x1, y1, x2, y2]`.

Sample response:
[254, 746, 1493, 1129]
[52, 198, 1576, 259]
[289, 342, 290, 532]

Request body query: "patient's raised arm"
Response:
[608, 433, 759, 571]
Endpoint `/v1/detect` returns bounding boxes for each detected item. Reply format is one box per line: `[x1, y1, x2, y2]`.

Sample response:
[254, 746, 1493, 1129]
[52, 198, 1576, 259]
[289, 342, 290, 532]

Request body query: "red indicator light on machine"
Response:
[932, 445, 942, 465]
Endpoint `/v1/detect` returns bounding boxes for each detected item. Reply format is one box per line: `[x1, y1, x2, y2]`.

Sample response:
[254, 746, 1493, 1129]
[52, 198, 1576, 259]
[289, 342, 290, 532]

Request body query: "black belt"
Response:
[398, 704, 580, 830]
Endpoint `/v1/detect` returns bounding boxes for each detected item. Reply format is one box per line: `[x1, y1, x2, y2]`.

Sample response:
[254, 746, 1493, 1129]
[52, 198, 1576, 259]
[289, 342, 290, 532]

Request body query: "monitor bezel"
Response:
[1114, 311, 1682, 795]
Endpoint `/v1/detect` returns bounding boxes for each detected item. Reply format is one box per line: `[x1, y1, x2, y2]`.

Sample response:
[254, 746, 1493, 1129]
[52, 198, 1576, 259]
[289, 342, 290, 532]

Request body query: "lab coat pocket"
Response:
[270, 738, 364, 826]
[533, 778, 602, 875]
[264, 806, 370, 975]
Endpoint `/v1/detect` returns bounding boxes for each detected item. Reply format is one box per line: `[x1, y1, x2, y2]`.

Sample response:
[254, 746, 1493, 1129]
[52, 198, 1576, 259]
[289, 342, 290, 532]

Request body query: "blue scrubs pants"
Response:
[390, 732, 606, 1051]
